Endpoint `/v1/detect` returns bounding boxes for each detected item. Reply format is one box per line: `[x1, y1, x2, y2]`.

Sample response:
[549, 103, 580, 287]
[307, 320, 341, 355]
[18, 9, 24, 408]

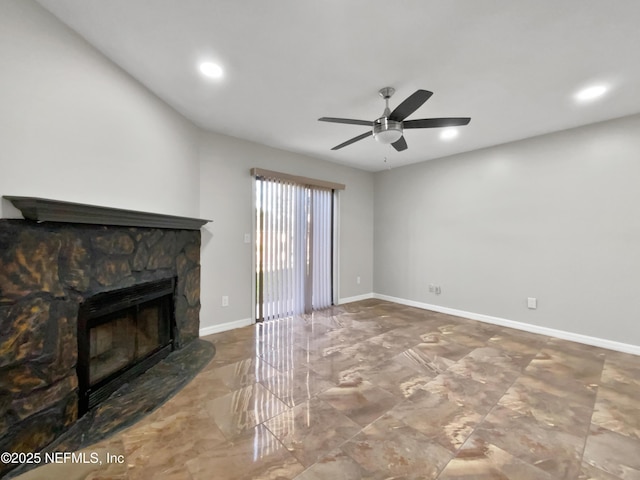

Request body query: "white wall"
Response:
[0, 0, 200, 218]
[374, 114, 640, 347]
[199, 131, 374, 331]
[6, 0, 638, 350]
[1, 0, 374, 336]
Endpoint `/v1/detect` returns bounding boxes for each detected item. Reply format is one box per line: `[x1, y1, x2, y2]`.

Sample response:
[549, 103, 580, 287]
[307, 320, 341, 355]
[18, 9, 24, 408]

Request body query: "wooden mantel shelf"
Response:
[4, 196, 211, 230]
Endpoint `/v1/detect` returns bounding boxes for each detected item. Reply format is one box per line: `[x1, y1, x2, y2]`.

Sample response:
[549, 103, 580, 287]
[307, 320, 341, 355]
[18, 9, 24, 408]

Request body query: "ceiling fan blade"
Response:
[319, 117, 372, 126]
[331, 131, 372, 150]
[403, 117, 471, 129]
[388, 90, 433, 121]
[392, 136, 408, 152]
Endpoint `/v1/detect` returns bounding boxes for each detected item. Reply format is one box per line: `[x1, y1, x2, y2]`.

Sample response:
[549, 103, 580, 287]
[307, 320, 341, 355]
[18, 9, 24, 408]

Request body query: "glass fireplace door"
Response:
[88, 300, 165, 386]
[77, 278, 175, 415]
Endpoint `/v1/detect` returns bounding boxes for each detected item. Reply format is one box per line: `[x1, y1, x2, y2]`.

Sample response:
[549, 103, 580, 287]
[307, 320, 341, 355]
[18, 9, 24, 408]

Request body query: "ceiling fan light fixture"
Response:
[374, 130, 403, 144]
[373, 118, 403, 144]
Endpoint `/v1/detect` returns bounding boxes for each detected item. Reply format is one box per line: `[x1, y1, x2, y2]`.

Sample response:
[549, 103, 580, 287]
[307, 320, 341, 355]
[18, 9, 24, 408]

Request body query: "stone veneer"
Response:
[0, 219, 201, 471]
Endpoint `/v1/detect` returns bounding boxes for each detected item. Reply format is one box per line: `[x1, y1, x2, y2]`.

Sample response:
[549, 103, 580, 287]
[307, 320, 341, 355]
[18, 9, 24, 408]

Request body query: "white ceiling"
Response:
[37, 0, 640, 172]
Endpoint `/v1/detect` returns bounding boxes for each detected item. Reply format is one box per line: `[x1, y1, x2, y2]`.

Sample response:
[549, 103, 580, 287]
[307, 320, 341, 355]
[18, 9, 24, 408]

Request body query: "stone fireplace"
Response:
[0, 197, 209, 474]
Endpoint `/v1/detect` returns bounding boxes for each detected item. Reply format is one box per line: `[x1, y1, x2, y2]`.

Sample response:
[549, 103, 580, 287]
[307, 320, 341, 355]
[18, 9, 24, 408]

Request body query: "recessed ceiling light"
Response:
[440, 129, 458, 140]
[199, 62, 223, 79]
[574, 84, 608, 102]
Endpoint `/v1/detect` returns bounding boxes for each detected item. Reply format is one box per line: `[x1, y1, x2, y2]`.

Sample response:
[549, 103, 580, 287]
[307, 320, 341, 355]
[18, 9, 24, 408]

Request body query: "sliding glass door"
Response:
[255, 175, 334, 321]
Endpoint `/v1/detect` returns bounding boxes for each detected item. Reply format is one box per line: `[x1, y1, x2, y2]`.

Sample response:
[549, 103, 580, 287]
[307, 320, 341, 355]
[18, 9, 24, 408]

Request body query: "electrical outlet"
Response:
[356, 276, 361, 285]
[527, 297, 537, 309]
[244, 233, 251, 244]
[222, 296, 229, 307]
[428, 284, 435, 293]
[435, 286, 441, 295]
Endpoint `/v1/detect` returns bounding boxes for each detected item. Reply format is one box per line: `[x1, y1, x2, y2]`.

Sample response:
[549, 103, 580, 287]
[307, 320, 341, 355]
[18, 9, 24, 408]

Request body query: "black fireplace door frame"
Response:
[76, 277, 176, 416]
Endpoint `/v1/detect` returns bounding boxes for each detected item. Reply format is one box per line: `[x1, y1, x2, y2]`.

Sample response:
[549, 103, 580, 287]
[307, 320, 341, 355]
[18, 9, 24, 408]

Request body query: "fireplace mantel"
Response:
[4, 196, 210, 230]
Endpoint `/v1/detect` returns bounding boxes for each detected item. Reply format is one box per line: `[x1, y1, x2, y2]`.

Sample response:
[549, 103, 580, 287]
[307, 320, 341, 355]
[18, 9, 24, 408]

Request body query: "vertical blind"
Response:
[310, 188, 332, 310]
[255, 172, 338, 321]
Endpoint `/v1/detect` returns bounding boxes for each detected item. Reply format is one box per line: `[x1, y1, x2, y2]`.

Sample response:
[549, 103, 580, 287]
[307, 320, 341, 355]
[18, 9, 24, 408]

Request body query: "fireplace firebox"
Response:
[77, 278, 176, 415]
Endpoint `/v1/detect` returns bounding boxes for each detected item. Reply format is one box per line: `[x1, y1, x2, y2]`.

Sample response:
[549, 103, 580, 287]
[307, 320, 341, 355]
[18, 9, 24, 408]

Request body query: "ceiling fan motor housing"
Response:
[373, 117, 403, 144]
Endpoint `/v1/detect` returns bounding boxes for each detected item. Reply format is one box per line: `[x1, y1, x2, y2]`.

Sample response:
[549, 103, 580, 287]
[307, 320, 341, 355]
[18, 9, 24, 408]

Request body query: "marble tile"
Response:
[340, 414, 452, 479]
[437, 435, 558, 480]
[296, 327, 374, 354]
[206, 383, 289, 439]
[366, 328, 422, 353]
[264, 398, 361, 467]
[388, 394, 483, 452]
[259, 366, 335, 407]
[518, 371, 599, 411]
[447, 348, 523, 389]
[578, 462, 627, 480]
[526, 346, 605, 385]
[359, 358, 435, 400]
[292, 449, 386, 480]
[368, 312, 418, 331]
[203, 328, 247, 346]
[225, 324, 259, 342]
[498, 374, 594, 437]
[591, 386, 640, 440]
[292, 317, 339, 336]
[255, 329, 296, 352]
[339, 340, 397, 366]
[171, 369, 232, 406]
[414, 371, 505, 415]
[205, 356, 279, 390]
[604, 350, 640, 367]
[488, 328, 547, 356]
[305, 348, 371, 386]
[205, 339, 259, 368]
[431, 328, 491, 349]
[472, 405, 585, 479]
[392, 347, 453, 377]
[465, 344, 534, 370]
[600, 356, 640, 398]
[347, 318, 395, 334]
[451, 318, 502, 337]
[318, 381, 399, 427]
[523, 357, 600, 408]
[583, 425, 640, 479]
[185, 425, 304, 480]
[121, 407, 227, 480]
[256, 315, 334, 350]
[547, 337, 609, 359]
[414, 336, 474, 363]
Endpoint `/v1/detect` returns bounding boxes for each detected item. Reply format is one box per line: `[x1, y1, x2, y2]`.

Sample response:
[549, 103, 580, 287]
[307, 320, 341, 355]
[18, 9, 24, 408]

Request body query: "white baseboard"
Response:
[373, 293, 640, 356]
[338, 293, 374, 305]
[199, 318, 254, 337]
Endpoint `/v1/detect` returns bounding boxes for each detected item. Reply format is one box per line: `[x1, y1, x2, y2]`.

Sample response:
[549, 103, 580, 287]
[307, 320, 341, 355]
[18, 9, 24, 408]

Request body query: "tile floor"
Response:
[17, 299, 640, 479]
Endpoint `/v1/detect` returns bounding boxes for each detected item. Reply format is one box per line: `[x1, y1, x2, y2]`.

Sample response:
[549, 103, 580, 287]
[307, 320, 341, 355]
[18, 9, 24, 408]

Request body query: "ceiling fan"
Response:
[319, 87, 471, 151]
